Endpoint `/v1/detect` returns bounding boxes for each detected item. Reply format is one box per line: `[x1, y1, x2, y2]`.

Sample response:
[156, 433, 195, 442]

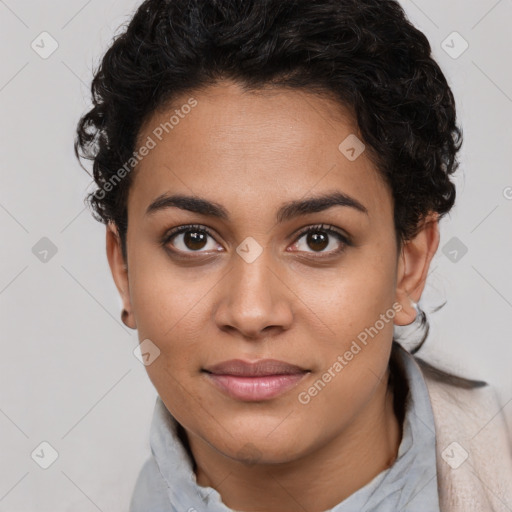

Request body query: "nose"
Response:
[213, 245, 294, 340]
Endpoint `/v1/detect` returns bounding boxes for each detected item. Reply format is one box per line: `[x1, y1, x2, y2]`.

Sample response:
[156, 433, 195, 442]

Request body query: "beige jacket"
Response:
[417, 357, 512, 511]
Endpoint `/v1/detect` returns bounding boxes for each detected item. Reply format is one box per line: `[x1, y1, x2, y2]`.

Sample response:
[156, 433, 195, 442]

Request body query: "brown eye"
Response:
[163, 225, 221, 254]
[183, 230, 208, 250]
[305, 231, 329, 252]
[290, 224, 350, 256]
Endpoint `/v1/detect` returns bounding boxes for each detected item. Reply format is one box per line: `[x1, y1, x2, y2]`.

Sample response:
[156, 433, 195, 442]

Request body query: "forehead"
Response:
[129, 80, 392, 221]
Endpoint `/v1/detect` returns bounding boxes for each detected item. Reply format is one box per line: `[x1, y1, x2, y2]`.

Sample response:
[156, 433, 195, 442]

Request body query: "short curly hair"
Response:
[75, 0, 464, 355]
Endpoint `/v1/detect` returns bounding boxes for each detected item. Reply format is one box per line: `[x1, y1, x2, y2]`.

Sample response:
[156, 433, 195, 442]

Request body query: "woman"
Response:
[74, 0, 512, 510]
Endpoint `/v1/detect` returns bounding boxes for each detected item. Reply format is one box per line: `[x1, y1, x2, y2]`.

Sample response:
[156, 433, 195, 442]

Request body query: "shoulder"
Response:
[414, 355, 512, 512]
[414, 353, 511, 457]
[416, 355, 510, 438]
[415, 355, 492, 415]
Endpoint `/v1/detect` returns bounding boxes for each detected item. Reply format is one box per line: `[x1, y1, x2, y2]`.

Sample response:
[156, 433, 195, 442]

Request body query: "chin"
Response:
[211, 427, 310, 466]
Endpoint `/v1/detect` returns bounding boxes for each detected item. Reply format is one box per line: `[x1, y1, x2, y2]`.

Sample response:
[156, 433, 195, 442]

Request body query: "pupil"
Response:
[308, 231, 328, 251]
[184, 231, 207, 250]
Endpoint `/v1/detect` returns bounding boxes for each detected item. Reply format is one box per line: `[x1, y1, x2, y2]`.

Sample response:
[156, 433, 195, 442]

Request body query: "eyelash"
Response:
[161, 223, 351, 258]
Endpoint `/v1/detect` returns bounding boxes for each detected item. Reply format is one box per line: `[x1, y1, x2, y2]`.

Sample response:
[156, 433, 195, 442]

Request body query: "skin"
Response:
[106, 79, 439, 512]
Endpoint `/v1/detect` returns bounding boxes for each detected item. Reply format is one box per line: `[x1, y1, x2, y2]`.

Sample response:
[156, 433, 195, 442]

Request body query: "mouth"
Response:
[202, 359, 311, 401]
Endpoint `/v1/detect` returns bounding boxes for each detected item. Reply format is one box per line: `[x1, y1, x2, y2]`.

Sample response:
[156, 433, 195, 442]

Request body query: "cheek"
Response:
[128, 243, 207, 338]
[294, 268, 397, 432]
[295, 243, 398, 402]
[293, 243, 397, 340]
[130, 268, 207, 420]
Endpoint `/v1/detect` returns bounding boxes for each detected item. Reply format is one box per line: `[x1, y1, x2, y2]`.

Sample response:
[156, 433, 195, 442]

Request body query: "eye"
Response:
[288, 224, 350, 256]
[162, 224, 222, 254]
[161, 223, 351, 258]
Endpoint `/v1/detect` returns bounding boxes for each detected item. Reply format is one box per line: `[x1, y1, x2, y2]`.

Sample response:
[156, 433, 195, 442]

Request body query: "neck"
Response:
[185, 367, 402, 512]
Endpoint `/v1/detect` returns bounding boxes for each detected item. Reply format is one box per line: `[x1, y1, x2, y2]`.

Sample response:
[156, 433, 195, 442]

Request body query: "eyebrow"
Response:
[145, 191, 368, 222]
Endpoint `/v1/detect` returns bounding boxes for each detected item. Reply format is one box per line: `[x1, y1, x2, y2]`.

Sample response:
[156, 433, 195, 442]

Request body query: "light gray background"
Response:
[1, 0, 511, 510]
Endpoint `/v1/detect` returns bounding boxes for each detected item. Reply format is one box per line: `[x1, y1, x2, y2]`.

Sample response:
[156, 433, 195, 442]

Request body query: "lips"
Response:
[202, 359, 310, 401]
[203, 358, 309, 377]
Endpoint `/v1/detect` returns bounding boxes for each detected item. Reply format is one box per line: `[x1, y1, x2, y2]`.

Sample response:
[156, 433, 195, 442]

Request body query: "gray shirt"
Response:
[129, 342, 441, 511]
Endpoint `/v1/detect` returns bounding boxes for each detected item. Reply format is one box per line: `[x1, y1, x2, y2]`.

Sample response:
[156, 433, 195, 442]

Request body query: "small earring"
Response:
[410, 300, 419, 321]
[121, 308, 130, 326]
[398, 299, 419, 327]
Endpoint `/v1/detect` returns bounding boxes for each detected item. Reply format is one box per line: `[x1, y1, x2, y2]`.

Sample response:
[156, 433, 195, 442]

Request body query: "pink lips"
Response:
[203, 359, 310, 401]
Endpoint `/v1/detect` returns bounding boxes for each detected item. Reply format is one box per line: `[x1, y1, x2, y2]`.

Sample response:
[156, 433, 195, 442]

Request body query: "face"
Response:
[108, 79, 437, 465]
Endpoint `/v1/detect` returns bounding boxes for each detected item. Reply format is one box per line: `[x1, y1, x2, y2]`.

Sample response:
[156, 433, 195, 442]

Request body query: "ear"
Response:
[394, 212, 440, 326]
[106, 222, 136, 329]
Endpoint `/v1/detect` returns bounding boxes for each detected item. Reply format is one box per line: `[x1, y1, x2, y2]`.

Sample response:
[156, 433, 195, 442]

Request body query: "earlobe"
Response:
[106, 222, 137, 329]
[394, 213, 440, 327]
